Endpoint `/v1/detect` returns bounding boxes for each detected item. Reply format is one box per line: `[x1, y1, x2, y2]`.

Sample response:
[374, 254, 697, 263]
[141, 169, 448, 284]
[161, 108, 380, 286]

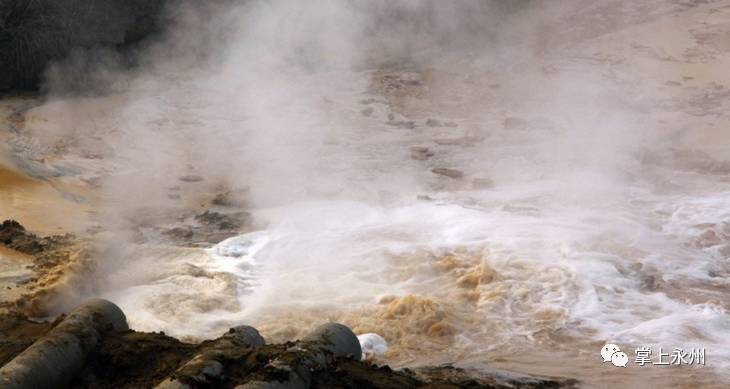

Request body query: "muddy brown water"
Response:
[0, 164, 91, 235]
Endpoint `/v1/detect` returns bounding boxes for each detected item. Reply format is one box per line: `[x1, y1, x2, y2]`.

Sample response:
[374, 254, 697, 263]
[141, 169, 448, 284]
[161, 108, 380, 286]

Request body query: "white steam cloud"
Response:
[16, 0, 730, 385]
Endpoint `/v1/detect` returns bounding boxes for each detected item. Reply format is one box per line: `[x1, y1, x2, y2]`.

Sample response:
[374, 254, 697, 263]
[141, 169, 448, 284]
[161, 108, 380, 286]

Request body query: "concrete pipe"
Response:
[237, 322, 361, 389]
[219, 325, 266, 349]
[155, 325, 265, 389]
[301, 323, 362, 361]
[0, 298, 128, 389]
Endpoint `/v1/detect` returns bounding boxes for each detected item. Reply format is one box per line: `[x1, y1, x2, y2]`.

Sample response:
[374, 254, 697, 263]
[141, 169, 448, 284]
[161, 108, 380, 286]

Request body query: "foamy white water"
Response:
[100, 145, 730, 381]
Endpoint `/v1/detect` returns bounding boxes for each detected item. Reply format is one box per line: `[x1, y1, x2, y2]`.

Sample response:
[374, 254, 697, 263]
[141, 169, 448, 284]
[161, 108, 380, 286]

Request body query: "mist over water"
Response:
[18, 0, 730, 386]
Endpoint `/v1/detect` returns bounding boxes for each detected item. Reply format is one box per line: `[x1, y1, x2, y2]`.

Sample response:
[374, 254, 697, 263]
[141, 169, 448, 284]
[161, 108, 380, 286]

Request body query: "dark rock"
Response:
[0, 220, 27, 241]
[178, 175, 204, 183]
[640, 274, 658, 291]
[211, 192, 232, 206]
[387, 120, 416, 129]
[158, 210, 251, 246]
[360, 98, 381, 105]
[398, 72, 422, 86]
[161, 227, 194, 242]
[211, 189, 247, 207]
[0, 220, 69, 254]
[194, 211, 247, 230]
[74, 327, 576, 388]
[433, 136, 480, 146]
[410, 146, 434, 161]
[431, 168, 464, 179]
[425, 118, 443, 127]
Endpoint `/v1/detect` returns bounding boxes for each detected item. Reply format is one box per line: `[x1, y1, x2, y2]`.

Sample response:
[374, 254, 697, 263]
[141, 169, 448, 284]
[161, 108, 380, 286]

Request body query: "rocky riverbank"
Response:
[0, 305, 575, 389]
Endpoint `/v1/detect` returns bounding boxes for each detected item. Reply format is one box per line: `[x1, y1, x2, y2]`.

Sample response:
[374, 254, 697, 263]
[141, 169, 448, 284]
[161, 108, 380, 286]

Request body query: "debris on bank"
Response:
[0, 299, 578, 389]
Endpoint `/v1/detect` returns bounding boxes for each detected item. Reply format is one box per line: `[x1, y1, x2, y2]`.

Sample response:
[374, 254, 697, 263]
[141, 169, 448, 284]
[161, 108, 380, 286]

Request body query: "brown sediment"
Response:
[18, 242, 96, 316]
[0, 220, 93, 316]
[0, 229, 39, 310]
[341, 294, 458, 366]
[379, 295, 454, 337]
[433, 251, 500, 302]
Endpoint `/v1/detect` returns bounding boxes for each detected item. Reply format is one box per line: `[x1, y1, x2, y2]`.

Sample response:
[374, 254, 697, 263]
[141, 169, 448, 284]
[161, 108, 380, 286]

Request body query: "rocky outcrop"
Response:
[0, 299, 578, 389]
[0, 220, 70, 254]
[0, 0, 166, 91]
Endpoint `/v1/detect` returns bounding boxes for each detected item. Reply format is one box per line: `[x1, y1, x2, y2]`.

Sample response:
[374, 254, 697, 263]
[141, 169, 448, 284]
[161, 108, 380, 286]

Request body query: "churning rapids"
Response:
[3, 0, 730, 387]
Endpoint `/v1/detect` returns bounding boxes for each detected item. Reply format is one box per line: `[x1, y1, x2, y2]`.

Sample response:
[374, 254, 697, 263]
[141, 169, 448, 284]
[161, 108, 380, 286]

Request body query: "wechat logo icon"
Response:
[601, 343, 628, 368]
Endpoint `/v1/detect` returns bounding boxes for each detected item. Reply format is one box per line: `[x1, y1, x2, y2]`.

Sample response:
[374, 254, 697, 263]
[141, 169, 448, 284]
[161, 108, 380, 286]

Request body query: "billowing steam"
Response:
[13, 0, 730, 386]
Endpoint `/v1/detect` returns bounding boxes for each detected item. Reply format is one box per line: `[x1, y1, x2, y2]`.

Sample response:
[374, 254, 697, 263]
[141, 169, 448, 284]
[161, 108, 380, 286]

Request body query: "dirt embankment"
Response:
[2, 322, 576, 389]
[0, 312, 55, 368]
